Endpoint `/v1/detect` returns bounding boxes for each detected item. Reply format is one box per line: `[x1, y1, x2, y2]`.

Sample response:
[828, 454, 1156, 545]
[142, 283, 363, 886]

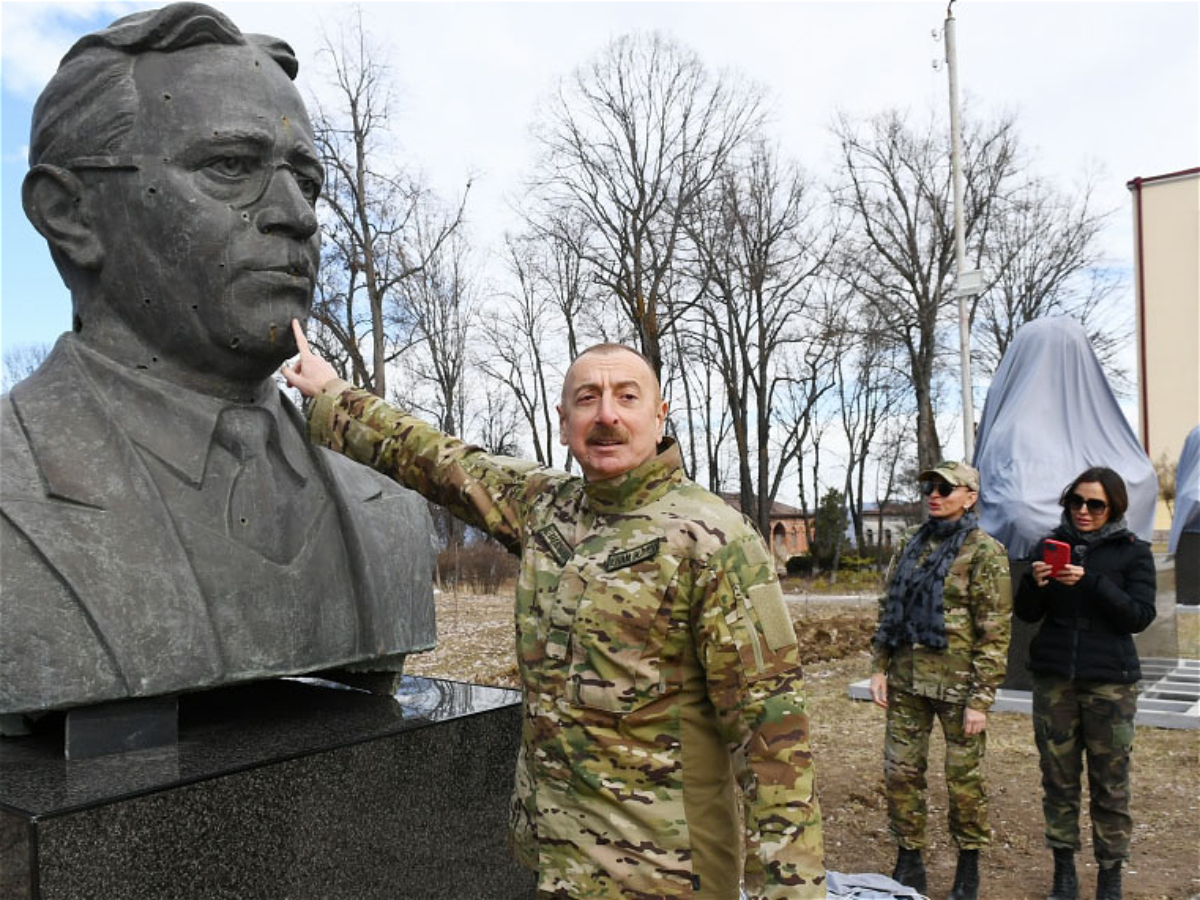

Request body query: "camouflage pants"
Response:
[1032, 673, 1138, 864]
[883, 688, 989, 850]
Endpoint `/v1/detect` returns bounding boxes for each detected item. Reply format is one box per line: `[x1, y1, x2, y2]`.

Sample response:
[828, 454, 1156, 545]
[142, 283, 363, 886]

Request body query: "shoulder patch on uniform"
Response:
[748, 582, 797, 651]
[603, 538, 660, 572]
[536, 525, 572, 566]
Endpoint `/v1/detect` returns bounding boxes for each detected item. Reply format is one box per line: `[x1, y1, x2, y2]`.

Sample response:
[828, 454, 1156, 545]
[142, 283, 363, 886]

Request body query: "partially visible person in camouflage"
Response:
[869, 460, 1010, 900]
[283, 323, 824, 900]
[1016, 466, 1156, 900]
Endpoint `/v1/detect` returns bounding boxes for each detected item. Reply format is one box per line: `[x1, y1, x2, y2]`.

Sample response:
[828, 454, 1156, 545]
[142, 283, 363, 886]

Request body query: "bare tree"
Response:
[475, 234, 565, 467]
[520, 210, 598, 362]
[473, 384, 523, 458]
[779, 325, 842, 540]
[831, 108, 1019, 470]
[1, 343, 51, 393]
[398, 223, 477, 555]
[682, 140, 836, 536]
[974, 174, 1123, 378]
[308, 8, 468, 397]
[835, 309, 910, 550]
[528, 31, 765, 377]
[402, 225, 475, 437]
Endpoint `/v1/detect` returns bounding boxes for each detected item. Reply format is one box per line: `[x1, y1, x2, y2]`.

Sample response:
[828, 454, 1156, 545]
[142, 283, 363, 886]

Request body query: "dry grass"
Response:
[408, 592, 1200, 900]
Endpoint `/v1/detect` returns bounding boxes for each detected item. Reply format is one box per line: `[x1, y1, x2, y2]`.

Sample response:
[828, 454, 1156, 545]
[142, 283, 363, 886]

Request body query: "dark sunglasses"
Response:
[920, 480, 959, 498]
[1067, 493, 1108, 515]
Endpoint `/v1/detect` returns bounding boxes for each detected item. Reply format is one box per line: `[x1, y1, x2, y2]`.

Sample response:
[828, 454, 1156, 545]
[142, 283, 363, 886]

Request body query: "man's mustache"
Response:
[586, 425, 629, 444]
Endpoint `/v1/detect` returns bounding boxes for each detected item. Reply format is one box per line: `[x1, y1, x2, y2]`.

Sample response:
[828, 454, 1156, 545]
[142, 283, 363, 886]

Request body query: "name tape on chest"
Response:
[602, 538, 660, 572]
[536, 525, 573, 567]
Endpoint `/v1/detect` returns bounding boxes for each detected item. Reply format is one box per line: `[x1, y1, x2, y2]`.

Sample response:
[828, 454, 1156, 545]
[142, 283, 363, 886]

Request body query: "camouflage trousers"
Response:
[883, 688, 990, 850]
[1032, 673, 1138, 864]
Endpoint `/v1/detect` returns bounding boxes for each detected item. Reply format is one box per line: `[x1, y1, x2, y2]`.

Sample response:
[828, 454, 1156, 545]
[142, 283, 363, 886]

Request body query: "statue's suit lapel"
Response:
[4, 341, 223, 694]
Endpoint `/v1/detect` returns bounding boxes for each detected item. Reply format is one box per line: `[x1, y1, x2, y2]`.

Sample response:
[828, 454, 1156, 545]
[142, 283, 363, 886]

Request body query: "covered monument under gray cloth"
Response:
[1169, 424, 1200, 554]
[1170, 425, 1200, 604]
[973, 317, 1157, 558]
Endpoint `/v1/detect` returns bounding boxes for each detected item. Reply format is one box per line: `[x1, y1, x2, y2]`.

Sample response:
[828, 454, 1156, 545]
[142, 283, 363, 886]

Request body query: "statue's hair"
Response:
[30, 2, 299, 167]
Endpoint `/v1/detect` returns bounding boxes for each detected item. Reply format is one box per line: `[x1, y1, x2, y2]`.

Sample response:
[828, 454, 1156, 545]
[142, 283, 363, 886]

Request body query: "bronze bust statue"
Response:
[1, 3, 435, 719]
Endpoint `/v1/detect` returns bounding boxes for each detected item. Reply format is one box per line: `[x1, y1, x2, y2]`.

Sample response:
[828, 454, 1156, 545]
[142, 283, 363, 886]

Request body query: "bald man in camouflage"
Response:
[284, 321, 824, 899]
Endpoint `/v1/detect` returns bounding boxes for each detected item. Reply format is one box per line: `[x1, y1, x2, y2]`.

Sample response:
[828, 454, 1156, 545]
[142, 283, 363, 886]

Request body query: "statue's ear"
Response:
[22, 164, 103, 271]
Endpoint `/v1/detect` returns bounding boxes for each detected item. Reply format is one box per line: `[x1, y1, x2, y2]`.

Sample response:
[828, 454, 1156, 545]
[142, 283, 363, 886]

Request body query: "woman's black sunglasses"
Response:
[1067, 493, 1108, 515]
[920, 480, 958, 498]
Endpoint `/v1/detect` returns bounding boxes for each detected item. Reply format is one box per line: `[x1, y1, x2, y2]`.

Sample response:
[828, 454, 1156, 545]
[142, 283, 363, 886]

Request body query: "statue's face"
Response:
[89, 44, 322, 381]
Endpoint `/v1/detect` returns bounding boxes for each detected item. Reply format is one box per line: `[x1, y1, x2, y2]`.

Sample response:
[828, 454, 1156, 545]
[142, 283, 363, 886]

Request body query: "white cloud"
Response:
[0, 3, 151, 99]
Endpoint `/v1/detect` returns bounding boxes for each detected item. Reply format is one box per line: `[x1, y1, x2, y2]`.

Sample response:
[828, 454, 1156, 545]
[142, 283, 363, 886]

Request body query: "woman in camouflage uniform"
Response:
[869, 461, 1011, 900]
[1016, 467, 1156, 900]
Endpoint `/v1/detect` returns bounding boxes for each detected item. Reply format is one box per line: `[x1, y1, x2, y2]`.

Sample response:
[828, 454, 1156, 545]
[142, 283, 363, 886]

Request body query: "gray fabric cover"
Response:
[972, 317, 1157, 559]
[1169, 424, 1200, 553]
[823, 871, 926, 899]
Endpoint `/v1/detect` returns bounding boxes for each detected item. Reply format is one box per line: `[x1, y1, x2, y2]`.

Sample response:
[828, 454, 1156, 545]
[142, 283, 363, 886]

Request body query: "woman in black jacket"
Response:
[1015, 466, 1157, 900]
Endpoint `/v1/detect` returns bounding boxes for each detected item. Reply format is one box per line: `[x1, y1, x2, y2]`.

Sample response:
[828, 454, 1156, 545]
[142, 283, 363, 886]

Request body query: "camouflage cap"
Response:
[918, 460, 980, 492]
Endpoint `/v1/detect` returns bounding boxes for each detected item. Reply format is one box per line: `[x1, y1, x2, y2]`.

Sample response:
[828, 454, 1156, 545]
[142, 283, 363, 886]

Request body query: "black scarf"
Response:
[1053, 511, 1129, 562]
[874, 510, 979, 651]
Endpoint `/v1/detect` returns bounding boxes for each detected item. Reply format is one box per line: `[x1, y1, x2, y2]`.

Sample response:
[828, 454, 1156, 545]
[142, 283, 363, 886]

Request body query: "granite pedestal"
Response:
[1177, 532, 1199, 605]
[0, 676, 535, 899]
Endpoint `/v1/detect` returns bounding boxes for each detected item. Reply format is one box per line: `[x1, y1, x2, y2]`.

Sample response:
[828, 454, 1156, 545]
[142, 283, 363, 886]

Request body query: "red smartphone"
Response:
[1043, 539, 1071, 575]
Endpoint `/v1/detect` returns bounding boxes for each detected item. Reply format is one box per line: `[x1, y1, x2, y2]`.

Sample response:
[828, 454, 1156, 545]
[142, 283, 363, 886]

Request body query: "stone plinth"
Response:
[0, 676, 534, 900]
[1177, 533, 1199, 605]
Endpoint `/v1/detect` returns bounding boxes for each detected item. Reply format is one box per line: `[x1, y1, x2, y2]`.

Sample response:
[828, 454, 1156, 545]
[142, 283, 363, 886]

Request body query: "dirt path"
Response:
[407, 594, 1200, 900]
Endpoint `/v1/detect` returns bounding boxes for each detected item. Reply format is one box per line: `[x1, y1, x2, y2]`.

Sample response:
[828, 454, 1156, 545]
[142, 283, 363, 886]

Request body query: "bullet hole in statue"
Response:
[230, 337, 240, 349]
[73, 315, 83, 334]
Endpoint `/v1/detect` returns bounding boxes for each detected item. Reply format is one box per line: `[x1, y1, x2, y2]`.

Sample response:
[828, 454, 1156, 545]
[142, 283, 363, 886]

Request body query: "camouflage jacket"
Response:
[870, 527, 1011, 711]
[308, 381, 824, 900]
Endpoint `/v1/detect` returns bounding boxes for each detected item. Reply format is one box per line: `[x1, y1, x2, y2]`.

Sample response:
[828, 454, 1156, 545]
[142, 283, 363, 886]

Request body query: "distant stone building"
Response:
[719, 493, 810, 562]
[718, 494, 923, 563]
[856, 501, 922, 553]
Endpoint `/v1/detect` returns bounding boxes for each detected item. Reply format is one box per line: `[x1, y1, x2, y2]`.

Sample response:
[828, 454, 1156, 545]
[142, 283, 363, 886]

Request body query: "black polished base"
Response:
[0, 676, 535, 900]
[63, 695, 179, 760]
[1178, 533, 1199, 605]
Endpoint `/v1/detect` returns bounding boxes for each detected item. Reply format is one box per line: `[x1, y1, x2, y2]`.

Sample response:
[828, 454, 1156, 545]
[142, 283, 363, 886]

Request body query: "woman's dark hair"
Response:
[1059, 466, 1129, 520]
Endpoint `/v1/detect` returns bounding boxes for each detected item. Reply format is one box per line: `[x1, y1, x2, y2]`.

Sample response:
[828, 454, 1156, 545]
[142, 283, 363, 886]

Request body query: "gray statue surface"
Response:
[0, 3, 435, 718]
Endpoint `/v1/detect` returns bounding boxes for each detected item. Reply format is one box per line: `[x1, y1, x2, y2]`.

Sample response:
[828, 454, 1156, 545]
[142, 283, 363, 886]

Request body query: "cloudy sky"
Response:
[2, 0, 1197, 370]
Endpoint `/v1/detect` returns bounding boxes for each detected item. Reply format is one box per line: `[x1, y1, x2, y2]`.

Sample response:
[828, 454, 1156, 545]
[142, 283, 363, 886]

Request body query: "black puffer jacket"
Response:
[1014, 527, 1157, 683]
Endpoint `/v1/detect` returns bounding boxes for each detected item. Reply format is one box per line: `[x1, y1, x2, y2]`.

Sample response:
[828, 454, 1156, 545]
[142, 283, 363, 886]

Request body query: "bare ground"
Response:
[407, 593, 1200, 900]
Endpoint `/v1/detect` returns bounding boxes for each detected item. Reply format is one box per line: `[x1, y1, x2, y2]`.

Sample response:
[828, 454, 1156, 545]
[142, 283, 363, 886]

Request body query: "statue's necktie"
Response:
[215, 406, 287, 561]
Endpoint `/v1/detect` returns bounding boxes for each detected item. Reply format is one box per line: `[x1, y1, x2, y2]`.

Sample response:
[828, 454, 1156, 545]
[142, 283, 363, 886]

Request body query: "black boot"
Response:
[891, 847, 927, 895]
[1048, 848, 1078, 900]
[1096, 862, 1123, 900]
[948, 848, 980, 900]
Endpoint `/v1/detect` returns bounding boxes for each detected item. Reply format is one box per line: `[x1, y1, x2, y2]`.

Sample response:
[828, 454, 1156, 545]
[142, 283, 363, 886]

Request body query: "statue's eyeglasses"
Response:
[919, 480, 959, 498]
[62, 153, 322, 210]
[1066, 493, 1108, 515]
